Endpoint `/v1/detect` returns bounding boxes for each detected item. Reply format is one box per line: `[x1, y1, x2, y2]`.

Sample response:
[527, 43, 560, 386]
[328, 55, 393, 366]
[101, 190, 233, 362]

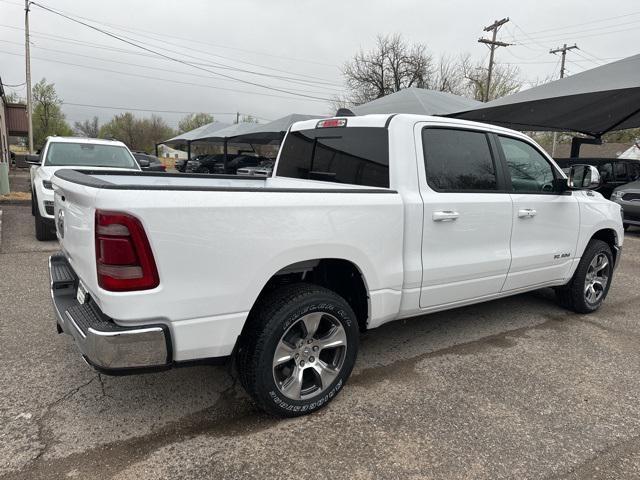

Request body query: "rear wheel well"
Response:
[250, 259, 369, 332]
[590, 229, 618, 262]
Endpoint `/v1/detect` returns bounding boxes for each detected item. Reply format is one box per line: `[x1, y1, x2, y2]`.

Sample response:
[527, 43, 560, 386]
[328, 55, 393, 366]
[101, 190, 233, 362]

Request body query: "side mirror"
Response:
[25, 154, 41, 166]
[137, 159, 150, 168]
[568, 164, 600, 190]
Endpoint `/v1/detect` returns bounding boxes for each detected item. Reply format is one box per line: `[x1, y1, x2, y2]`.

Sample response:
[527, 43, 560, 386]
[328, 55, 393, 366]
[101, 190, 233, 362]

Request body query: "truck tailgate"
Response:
[53, 174, 101, 299]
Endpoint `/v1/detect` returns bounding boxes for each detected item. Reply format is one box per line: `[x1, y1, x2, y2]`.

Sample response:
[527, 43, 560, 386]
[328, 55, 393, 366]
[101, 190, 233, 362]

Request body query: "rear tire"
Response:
[623, 224, 629, 232]
[237, 283, 359, 417]
[34, 195, 55, 241]
[555, 239, 613, 314]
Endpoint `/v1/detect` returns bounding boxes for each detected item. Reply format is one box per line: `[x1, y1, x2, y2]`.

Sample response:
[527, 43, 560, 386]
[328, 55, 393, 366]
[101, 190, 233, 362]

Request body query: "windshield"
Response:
[44, 142, 138, 169]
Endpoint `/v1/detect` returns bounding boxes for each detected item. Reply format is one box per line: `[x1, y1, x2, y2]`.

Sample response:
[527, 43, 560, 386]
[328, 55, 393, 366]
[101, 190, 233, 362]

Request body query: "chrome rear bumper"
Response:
[49, 253, 171, 374]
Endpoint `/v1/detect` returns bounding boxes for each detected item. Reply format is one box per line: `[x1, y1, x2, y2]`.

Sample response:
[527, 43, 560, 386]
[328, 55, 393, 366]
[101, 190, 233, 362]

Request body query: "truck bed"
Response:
[51, 169, 404, 361]
[54, 169, 395, 193]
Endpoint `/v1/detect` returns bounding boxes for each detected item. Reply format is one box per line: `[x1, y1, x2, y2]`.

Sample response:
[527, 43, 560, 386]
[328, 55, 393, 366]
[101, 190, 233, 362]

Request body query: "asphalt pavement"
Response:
[1, 203, 639, 480]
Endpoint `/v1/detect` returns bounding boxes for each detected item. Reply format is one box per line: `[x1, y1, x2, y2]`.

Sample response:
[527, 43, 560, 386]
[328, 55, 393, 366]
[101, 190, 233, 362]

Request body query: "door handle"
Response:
[518, 208, 537, 218]
[433, 210, 460, 222]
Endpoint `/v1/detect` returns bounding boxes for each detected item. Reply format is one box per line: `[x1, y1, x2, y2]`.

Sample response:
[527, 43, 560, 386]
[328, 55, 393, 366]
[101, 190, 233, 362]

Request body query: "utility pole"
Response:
[478, 18, 512, 102]
[235, 112, 240, 124]
[550, 43, 578, 80]
[549, 43, 578, 156]
[25, 0, 34, 154]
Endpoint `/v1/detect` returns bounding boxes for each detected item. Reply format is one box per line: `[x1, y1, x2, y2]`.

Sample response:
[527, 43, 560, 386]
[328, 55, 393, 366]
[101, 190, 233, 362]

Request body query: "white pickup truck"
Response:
[29, 137, 141, 240]
[49, 114, 623, 417]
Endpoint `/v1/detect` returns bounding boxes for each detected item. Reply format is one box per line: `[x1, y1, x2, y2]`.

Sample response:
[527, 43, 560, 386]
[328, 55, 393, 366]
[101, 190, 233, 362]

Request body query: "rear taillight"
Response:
[95, 210, 159, 291]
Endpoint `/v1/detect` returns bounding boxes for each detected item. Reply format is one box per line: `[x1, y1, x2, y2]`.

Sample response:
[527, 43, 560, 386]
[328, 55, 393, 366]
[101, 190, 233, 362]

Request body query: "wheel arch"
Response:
[247, 258, 371, 333]
[589, 228, 619, 265]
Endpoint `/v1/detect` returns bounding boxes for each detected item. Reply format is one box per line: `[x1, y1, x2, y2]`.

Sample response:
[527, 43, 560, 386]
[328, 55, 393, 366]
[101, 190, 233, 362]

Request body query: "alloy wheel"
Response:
[272, 312, 347, 400]
[584, 253, 610, 304]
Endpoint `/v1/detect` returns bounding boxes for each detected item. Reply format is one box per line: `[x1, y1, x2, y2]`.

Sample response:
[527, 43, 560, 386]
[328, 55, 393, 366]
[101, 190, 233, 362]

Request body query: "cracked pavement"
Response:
[1, 204, 640, 479]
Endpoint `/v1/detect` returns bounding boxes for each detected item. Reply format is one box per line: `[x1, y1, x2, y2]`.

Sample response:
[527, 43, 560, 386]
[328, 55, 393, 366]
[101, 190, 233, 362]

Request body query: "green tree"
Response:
[139, 115, 175, 152]
[178, 112, 214, 133]
[32, 78, 72, 148]
[100, 112, 137, 147]
[100, 113, 175, 152]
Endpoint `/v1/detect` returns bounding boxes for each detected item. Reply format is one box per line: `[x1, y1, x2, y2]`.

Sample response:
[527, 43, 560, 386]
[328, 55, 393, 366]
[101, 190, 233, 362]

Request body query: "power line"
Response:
[509, 21, 552, 52]
[1, 80, 25, 87]
[49, 11, 342, 82]
[61, 102, 272, 121]
[507, 10, 640, 39]
[510, 24, 640, 46]
[0, 23, 345, 90]
[509, 18, 640, 43]
[497, 57, 622, 65]
[571, 49, 602, 67]
[30, 1, 339, 69]
[29, 2, 334, 102]
[0, 39, 339, 96]
[0, 49, 329, 104]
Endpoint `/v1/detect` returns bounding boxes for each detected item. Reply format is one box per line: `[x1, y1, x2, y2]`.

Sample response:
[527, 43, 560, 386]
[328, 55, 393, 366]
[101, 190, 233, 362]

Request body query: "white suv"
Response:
[29, 137, 140, 240]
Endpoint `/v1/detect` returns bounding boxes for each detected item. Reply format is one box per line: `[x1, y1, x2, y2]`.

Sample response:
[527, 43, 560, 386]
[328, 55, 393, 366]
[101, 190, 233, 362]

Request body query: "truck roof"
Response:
[289, 113, 525, 137]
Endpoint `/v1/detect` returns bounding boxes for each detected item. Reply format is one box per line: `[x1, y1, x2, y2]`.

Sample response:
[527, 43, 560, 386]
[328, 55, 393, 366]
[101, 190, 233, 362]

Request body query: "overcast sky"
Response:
[0, 0, 638, 129]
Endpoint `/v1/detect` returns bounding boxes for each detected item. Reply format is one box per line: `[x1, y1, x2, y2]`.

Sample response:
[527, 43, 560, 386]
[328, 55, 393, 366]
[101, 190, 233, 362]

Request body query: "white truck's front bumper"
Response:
[49, 253, 171, 374]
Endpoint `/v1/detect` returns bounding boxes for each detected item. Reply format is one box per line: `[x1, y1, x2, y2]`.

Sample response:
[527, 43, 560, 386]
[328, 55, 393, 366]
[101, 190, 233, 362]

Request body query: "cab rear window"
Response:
[276, 127, 389, 188]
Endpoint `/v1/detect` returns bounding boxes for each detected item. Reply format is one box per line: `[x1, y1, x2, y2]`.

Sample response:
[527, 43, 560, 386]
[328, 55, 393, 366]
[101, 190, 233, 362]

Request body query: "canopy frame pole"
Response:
[570, 136, 601, 158]
[223, 139, 228, 173]
[154, 143, 160, 157]
[187, 141, 191, 161]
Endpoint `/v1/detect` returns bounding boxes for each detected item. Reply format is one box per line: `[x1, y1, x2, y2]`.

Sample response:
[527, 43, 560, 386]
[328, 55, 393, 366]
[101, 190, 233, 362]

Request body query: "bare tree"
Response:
[74, 116, 99, 138]
[460, 54, 522, 102]
[342, 34, 434, 105]
[432, 55, 466, 95]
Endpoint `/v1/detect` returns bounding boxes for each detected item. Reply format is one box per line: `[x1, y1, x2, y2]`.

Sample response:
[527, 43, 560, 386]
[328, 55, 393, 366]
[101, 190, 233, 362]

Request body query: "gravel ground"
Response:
[1, 204, 639, 480]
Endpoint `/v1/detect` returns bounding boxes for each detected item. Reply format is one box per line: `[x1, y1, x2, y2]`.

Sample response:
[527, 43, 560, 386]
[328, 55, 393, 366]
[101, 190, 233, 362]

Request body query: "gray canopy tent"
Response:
[161, 114, 323, 171]
[450, 54, 640, 156]
[197, 114, 323, 170]
[352, 87, 482, 116]
[160, 121, 230, 159]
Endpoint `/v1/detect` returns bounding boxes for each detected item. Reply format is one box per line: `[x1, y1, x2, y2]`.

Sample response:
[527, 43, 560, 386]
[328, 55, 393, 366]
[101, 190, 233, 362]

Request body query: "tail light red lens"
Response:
[95, 210, 159, 291]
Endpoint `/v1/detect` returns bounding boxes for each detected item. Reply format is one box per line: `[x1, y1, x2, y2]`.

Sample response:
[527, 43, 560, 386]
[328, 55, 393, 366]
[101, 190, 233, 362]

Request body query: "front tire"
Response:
[237, 283, 359, 417]
[34, 195, 55, 241]
[555, 239, 613, 314]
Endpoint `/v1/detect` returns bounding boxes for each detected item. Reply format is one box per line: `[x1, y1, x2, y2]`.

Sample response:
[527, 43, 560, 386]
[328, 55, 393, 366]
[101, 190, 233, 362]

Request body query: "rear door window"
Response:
[277, 127, 389, 188]
[422, 128, 498, 191]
